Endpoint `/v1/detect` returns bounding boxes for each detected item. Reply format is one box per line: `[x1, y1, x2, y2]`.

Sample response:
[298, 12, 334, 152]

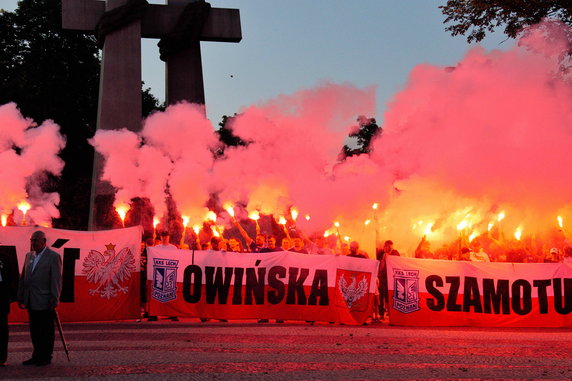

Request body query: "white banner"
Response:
[386, 256, 572, 327]
[147, 247, 380, 325]
[0, 226, 142, 322]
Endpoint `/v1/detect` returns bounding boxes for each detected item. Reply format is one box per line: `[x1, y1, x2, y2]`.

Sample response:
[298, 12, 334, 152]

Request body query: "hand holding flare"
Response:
[193, 225, 201, 248]
[556, 215, 572, 241]
[233, 208, 255, 247]
[279, 216, 291, 240]
[249, 210, 261, 235]
[223, 202, 235, 220]
[152, 218, 159, 241]
[180, 216, 190, 247]
[497, 211, 506, 242]
[333, 221, 344, 247]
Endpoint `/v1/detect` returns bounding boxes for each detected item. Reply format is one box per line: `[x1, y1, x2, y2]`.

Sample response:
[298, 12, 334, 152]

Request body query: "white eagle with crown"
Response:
[339, 274, 368, 308]
[82, 243, 136, 299]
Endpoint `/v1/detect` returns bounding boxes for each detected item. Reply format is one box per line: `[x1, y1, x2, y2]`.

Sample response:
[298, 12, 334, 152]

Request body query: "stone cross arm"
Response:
[62, 0, 242, 42]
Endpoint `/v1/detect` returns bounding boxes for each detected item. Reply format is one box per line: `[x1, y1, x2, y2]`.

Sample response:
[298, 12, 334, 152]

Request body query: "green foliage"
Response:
[440, 0, 572, 43]
[341, 116, 381, 159]
[214, 114, 247, 157]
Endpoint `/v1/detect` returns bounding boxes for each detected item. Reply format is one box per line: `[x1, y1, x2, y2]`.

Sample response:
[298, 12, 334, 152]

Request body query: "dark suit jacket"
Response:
[0, 255, 18, 315]
[17, 248, 62, 311]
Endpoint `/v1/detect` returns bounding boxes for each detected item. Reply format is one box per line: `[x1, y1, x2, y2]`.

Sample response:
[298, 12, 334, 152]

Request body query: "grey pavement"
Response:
[2, 318, 572, 380]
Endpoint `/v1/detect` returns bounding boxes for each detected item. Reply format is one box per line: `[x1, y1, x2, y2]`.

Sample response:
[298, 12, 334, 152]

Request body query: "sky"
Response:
[1, 0, 512, 125]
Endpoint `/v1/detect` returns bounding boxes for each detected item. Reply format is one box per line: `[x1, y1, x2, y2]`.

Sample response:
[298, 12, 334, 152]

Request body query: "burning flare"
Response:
[18, 201, 31, 226]
[514, 226, 523, 241]
[278, 216, 287, 225]
[456, 220, 468, 231]
[115, 202, 129, 227]
[424, 222, 434, 236]
[205, 211, 217, 223]
[497, 212, 506, 222]
[558, 215, 563, 229]
[290, 208, 299, 221]
[182, 215, 190, 228]
[249, 210, 260, 221]
[1, 214, 6, 227]
[223, 202, 235, 218]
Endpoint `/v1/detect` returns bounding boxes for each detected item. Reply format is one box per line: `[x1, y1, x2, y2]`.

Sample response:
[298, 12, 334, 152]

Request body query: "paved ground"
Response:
[2, 318, 572, 380]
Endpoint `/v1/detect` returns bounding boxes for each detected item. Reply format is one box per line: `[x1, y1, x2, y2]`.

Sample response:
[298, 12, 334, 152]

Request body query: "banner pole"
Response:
[54, 309, 71, 361]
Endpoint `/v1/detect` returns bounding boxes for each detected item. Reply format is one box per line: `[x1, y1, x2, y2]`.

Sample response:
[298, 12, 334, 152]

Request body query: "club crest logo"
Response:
[392, 268, 420, 314]
[82, 243, 136, 299]
[152, 258, 179, 303]
[335, 269, 371, 312]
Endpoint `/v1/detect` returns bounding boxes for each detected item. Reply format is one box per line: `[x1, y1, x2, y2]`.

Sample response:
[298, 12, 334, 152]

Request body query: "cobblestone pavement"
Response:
[2, 318, 572, 380]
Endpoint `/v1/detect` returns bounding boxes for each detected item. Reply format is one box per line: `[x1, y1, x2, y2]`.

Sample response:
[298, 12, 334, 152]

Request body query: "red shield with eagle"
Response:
[334, 269, 371, 312]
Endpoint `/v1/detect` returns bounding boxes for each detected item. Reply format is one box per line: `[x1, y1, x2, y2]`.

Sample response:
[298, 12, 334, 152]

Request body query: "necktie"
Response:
[31, 253, 40, 272]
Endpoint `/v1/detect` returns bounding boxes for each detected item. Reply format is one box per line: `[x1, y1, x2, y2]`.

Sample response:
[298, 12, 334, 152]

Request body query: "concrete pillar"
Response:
[165, 0, 206, 109]
[89, 0, 143, 230]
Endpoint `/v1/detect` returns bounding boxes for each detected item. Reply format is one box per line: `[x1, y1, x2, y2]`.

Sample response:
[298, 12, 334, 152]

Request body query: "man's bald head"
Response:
[30, 230, 47, 252]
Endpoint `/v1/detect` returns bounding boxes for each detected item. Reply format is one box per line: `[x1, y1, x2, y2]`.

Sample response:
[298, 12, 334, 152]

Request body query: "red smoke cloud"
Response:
[91, 20, 572, 256]
[372, 20, 572, 252]
[0, 103, 65, 226]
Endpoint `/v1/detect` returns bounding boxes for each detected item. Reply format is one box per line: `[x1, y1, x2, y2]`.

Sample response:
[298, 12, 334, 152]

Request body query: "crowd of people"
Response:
[143, 216, 371, 259]
[413, 233, 572, 264]
[141, 217, 572, 324]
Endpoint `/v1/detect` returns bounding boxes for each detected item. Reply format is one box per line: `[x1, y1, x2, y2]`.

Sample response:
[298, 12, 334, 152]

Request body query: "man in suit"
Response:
[17, 230, 62, 366]
[0, 247, 19, 367]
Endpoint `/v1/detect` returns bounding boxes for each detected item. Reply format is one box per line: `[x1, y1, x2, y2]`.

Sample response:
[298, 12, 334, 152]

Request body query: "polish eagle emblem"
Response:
[82, 243, 136, 299]
[338, 274, 368, 309]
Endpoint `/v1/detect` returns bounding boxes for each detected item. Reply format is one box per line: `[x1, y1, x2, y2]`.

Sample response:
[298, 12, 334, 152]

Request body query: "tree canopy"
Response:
[341, 116, 381, 159]
[440, 0, 572, 43]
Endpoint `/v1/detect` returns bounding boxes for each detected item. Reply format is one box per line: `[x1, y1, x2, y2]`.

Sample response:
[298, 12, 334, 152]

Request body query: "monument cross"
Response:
[61, 0, 241, 230]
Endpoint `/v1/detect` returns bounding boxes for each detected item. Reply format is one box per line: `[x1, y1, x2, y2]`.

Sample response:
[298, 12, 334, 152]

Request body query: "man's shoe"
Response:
[35, 359, 51, 367]
[22, 358, 36, 366]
